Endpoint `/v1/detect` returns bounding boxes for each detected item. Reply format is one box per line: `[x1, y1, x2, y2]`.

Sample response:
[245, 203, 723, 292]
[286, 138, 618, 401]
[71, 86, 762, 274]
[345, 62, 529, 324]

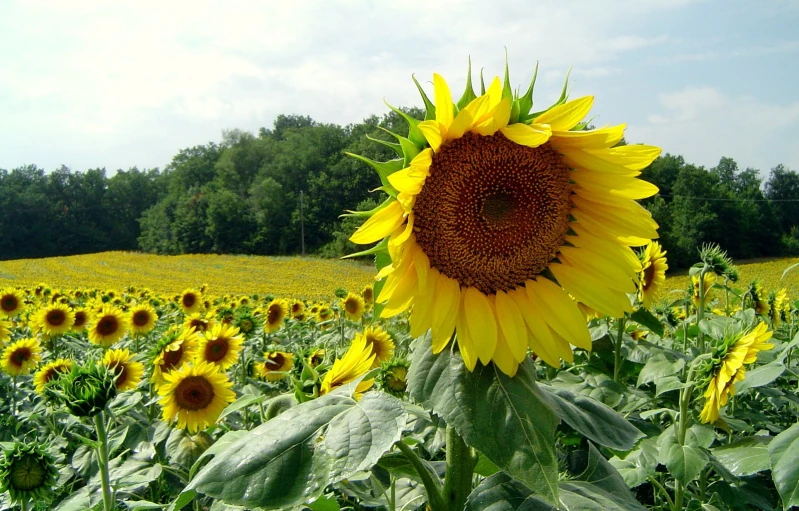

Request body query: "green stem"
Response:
[94, 412, 114, 511]
[613, 316, 626, 383]
[647, 475, 675, 511]
[11, 375, 16, 418]
[20, 499, 28, 511]
[674, 356, 707, 511]
[395, 441, 447, 511]
[443, 426, 476, 511]
[697, 268, 707, 352]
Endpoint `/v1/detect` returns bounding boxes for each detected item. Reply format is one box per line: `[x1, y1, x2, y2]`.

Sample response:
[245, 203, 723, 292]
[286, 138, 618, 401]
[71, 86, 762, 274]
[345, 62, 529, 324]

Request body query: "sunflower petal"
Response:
[549, 262, 633, 318]
[499, 122, 552, 148]
[433, 73, 454, 128]
[493, 330, 520, 377]
[410, 268, 440, 338]
[508, 288, 562, 367]
[463, 287, 497, 365]
[558, 247, 637, 293]
[526, 278, 592, 351]
[431, 277, 460, 353]
[418, 121, 444, 152]
[584, 145, 661, 171]
[550, 124, 626, 150]
[349, 201, 405, 244]
[388, 169, 426, 195]
[534, 96, 594, 131]
[380, 264, 418, 318]
[494, 290, 528, 363]
[455, 303, 478, 371]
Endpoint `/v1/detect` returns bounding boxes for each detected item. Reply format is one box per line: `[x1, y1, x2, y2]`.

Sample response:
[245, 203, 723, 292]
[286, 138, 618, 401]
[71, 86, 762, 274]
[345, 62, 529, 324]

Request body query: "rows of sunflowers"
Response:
[3, 61, 799, 511]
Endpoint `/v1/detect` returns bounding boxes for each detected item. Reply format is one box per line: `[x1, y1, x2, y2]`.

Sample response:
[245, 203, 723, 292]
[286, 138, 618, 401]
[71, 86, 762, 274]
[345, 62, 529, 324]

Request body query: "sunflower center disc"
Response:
[111, 363, 129, 388]
[133, 311, 150, 326]
[11, 455, 46, 491]
[265, 353, 285, 370]
[1, 296, 17, 312]
[642, 264, 656, 292]
[11, 348, 31, 367]
[175, 376, 215, 410]
[97, 317, 118, 336]
[162, 346, 185, 371]
[206, 339, 229, 362]
[413, 133, 572, 294]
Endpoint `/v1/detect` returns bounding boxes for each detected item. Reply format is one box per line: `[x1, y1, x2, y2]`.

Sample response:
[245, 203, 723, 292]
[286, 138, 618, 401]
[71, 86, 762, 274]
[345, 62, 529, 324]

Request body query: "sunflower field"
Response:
[3, 61, 799, 511]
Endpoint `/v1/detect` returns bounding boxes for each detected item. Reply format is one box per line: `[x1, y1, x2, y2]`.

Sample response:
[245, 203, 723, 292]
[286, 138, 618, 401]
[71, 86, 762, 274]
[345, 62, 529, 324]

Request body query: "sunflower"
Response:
[0, 288, 23, 317]
[88, 306, 129, 347]
[264, 299, 288, 333]
[71, 308, 89, 332]
[289, 300, 306, 320]
[183, 311, 215, 334]
[377, 359, 410, 397]
[749, 281, 770, 316]
[233, 309, 260, 335]
[638, 241, 668, 308]
[34, 303, 75, 337]
[257, 351, 295, 382]
[700, 322, 774, 424]
[157, 360, 235, 434]
[356, 326, 395, 368]
[33, 358, 73, 394]
[320, 336, 375, 399]
[196, 324, 244, 370]
[1, 338, 42, 376]
[102, 348, 144, 391]
[151, 326, 199, 384]
[306, 348, 325, 369]
[179, 289, 203, 315]
[348, 63, 659, 377]
[0, 442, 58, 505]
[768, 289, 786, 327]
[0, 318, 11, 345]
[129, 303, 158, 335]
[316, 305, 335, 327]
[341, 292, 366, 321]
[362, 285, 374, 306]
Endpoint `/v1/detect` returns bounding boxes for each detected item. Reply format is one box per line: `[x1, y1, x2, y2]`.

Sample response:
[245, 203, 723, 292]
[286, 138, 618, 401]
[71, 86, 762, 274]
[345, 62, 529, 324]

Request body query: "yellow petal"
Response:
[433, 73, 454, 128]
[571, 195, 659, 240]
[567, 223, 642, 273]
[418, 120, 444, 152]
[526, 278, 592, 351]
[493, 330, 520, 377]
[410, 268, 440, 338]
[558, 247, 637, 293]
[463, 287, 497, 365]
[380, 264, 418, 318]
[447, 108, 474, 140]
[455, 302, 478, 371]
[388, 168, 426, 195]
[561, 151, 641, 177]
[499, 122, 552, 148]
[494, 290, 528, 363]
[462, 94, 491, 127]
[349, 201, 405, 244]
[472, 97, 511, 136]
[550, 124, 626, 150]
[549, 262, 632, 318]
[409, 148, 433, 177]
[584, 145, 661, 171]
[534, 96, 594, 131]
[412, 245, 429, 290]
[431, 276, 461, 353]
[507, 288, 561, 367]
[571, 168, 659, 200]
[389, 213, 414, 248]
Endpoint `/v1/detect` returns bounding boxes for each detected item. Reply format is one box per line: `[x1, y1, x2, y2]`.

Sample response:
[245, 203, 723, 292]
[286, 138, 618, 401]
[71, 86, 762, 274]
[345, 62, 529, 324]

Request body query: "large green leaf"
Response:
[637, 352, 685, 387]
[408, 333, 560, 504]
[609, 437, 660, 488]
[186, 391, 406, 510]
[736, 362, 785, 394]
[659, 431, 708, 484]
[539, 384, 644, 450]
[712, 437, 771, 477]
[630, 308, 665, 337]
[769, 421, 799, 510]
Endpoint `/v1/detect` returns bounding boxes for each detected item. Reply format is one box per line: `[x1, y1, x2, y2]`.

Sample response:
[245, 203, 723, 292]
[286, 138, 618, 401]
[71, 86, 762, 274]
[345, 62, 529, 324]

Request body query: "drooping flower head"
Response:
[348, 61, 660, 376]
[341, 292, 366, 321]
[196, 323, 244, 370]
[102, 348, 145, 391]
[1, 338, 42, 377]
[157, 360, 235, 434]
[33, 358, 73, 394]
[88, 306, 129, 347]
[257, 351, 294, 382]
[129, 303, 158, 336]
[638, 241, 668, 308]
[320, 336, 375, 399]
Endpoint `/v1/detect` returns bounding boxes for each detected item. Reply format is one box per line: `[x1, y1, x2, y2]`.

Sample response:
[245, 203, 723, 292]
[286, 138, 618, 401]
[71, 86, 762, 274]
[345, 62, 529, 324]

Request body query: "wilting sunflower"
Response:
[34, 303, 75, 337]
[158, 360, 235, 433]
[0, 318, 11, 345]
[71, 308, 89, 332]
[356, 326, 395, 368]
[341, 292, 366, 321]
[179, 289, 203, 315]
[348, 63, 659, 376]
[0, 288, 23, 317]
[320, 336, 375, 399]
[700, 321, 774, 424]
[1, 338, 42, 376]
[638, 241, 668, 308]
[264, 299, 288, 333]
[33, 358, 73, 394]
[102, 348, 144, 391]
[88, 306, 129, 347]
[183, 311, 215, 334]
[257, 351, 295, 382]
[129, 303, 158, 335]
[196, 324, 244, 370]
[151, 326, 199, 384]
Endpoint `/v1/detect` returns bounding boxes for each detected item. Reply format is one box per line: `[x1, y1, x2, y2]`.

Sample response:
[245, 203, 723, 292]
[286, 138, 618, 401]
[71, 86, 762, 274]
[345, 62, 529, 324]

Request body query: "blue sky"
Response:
[1, 0, 797, 176]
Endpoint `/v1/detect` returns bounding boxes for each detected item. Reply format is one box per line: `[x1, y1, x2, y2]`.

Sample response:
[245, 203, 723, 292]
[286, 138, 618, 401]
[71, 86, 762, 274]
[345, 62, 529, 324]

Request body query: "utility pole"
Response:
[299, 190, 306, 256]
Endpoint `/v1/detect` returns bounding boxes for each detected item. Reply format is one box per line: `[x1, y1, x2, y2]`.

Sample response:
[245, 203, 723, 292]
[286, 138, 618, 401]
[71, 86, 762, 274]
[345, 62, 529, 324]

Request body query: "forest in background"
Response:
[2, 107, 798, 269]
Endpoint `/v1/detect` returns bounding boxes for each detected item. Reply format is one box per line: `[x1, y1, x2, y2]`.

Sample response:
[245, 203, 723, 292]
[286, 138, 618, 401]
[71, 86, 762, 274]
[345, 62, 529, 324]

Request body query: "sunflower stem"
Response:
[696, 266, 708, 353]
[613, 316, 626, 383]
[11, 375, 17, 418]
[395, 440, 447, 511]
[443, 426, 476, 511]
[94, 411, 114, 511]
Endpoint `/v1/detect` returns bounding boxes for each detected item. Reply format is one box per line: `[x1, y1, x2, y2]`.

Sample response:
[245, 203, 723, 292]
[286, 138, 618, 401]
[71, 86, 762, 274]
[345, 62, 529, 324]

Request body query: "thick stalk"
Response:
[443, 426, 476, 511]
[674, 358, 705, 511]
[395, 441, 447, 511]
[613, 316, 626, 383]
[696, 268, 707, 352]
[94, 412, 114, 511]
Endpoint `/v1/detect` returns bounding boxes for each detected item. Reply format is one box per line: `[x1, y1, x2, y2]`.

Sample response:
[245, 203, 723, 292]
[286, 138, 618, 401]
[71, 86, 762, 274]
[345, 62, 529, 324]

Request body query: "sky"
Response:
[1, 0, 797, 176]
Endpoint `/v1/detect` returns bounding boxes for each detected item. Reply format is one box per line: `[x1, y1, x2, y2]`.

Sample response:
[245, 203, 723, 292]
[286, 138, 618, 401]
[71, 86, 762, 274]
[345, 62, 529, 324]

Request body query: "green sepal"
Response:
[411, 74, 436, 121]
[383, 100, 427, 150]
[479, 68, 486, 95]
[341, 196, 395, 219]
[501, 51, 513, 101]
[525, 67, 572, 121]
[365, 134, 403, 158]
[572, 116, 597, 131]
[344, 153, 404, 191]
[373, 185, 398, 198]
[378, 127, 420, 166]
[508, 96, 522, 125]
[516, 61, 539, 119]
[341, 237, 389, 260]
[456, 57, 478, 110]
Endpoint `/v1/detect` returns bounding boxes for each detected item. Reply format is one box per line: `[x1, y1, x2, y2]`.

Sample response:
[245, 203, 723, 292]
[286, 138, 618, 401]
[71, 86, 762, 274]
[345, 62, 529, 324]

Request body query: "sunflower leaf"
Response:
[630, 308, 665, 337]
[408, 333, 560, 505]
[769, 422, 799, 509]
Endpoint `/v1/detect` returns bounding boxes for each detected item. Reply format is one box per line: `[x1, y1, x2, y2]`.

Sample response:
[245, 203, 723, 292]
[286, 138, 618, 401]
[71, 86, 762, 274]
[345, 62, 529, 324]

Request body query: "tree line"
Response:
[1, 109, 798, 269]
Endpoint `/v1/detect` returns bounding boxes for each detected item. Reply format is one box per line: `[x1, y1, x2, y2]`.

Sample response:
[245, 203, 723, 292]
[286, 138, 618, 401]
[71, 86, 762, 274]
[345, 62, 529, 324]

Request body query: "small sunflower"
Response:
[196, 324, 244, 370]
[34, 303, 75, 337]
[638, 241, 668, 308]
[33, 358, 73, 394]
[348, 62, 659, 376]
[257, 351, 295, 382]
[700, 322, 774, 424]
[362, 285, 374, 306]
[158, 360, 235, 434]
[151, 327, 199, 384]
[320, 336, 375, 399]
[357, 326, 395, 368]
[0, 318, 11, 345]
[316, 305, 335, 328]
[0, 442, 58, 505]
[341, 292, 366, 321]
[306, 348, 325, 369]
[377, 358, 410, 397]
[129, 303, 158, 335]
[102, 348, 144, 391]
[234, 309, 260, 336]
[264, 299, 288, 333]
[179, 289, 203, 315]
[289, 300, 306, 320]
[1, 338, 42, 376]
[0, 288, 23, 317]
[88, 306, 129, 347]
[71, 308, 89, 332]
[184, 311, 215, 334]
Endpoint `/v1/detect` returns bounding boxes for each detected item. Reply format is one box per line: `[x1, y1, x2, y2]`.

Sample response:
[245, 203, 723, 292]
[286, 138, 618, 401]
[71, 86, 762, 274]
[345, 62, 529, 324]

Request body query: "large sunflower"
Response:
[33, 358, 73, 394]
[638, 241, 668, 308]
[151, 326, 199, 384]
[196, 323, 244, 370]
[103, 348, 145, 391]
[129, 303, 158, 336]
[348, 64, 660, 376]
[88, 306, 129, 347]
[157, 360, 235, 433]
[0, 288, 23, 318]
[34, 303, 75, 337]
[1, 338, 42, 376]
